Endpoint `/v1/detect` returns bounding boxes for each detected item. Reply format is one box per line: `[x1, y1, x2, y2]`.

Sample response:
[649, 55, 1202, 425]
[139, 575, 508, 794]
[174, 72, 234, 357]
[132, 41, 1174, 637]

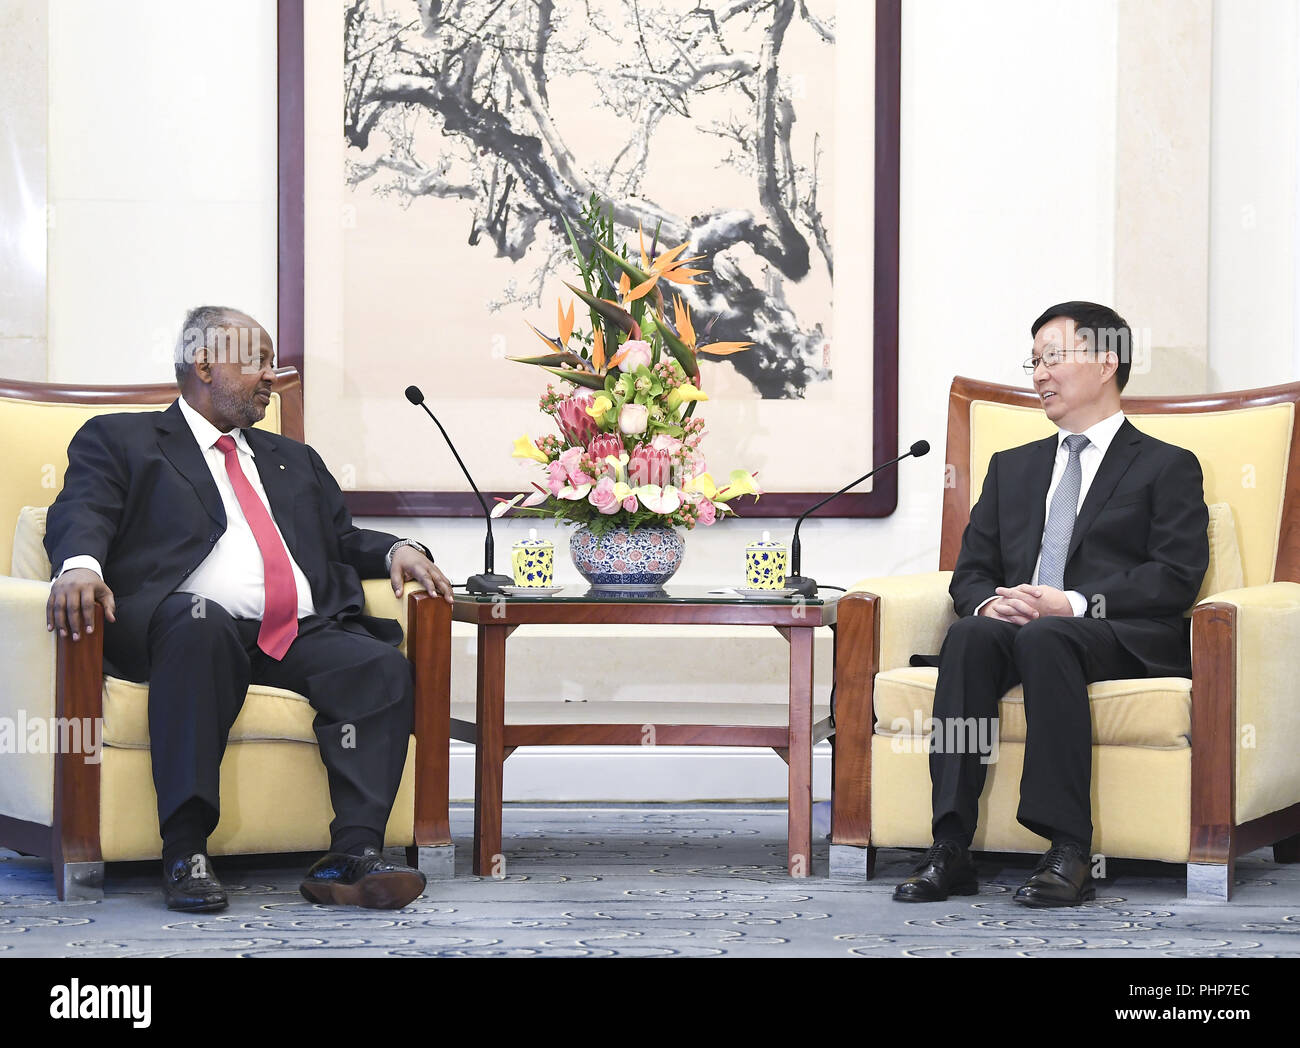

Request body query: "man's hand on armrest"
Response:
[388, 544, 454, 604]
[46, 567, 116, 641]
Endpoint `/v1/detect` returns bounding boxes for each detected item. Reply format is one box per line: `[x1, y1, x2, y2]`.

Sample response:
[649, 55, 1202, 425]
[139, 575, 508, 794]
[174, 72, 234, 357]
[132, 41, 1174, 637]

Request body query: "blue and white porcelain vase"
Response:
[569, 525, 684, 591]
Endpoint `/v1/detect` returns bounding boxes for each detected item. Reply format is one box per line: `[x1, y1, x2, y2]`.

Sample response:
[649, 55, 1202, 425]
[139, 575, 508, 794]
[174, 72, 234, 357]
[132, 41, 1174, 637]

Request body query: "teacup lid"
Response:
[515, 527, 552, 549]
[747, 529, 785, 550]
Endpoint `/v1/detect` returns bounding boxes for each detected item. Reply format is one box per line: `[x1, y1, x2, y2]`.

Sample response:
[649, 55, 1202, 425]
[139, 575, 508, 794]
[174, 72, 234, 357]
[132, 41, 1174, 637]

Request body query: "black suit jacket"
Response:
[44, 400, 403, 680]
[947, 418, 1209, 678]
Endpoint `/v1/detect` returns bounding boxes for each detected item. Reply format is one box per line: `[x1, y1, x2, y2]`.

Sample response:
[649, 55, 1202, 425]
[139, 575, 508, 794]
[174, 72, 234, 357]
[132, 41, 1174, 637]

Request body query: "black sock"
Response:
[331, 827, 383, 856]
[161, 798, 210, 868]
[933, 813, 972, 848]
[1052, 834, 1090, 853]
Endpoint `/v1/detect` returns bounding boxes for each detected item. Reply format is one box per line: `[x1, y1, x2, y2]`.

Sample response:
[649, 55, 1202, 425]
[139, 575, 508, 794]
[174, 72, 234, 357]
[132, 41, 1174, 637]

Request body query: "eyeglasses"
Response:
[1021, 348, 1094, 374]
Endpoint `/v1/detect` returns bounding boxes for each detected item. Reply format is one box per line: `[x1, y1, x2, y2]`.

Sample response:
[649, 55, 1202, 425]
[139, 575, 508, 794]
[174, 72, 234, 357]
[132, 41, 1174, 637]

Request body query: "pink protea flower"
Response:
[556, 391, 599, 446]
[629, 445, 672, 487]
[587, 433, 624, 475]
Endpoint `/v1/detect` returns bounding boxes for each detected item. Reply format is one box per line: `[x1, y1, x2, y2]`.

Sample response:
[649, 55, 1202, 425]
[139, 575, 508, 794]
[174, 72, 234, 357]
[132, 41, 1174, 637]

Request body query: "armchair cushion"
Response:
[872, 666, 1192, 749]
[12, 505, 49, 581]
[846, 571, 956, 673]
[1195, 502, 1244, 606]
[103, 677, 319, 748]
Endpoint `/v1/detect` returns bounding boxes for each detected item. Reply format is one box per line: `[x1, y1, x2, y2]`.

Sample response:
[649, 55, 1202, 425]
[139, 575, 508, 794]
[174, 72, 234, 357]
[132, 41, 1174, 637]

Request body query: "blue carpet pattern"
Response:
[2, 805, 1298, 957]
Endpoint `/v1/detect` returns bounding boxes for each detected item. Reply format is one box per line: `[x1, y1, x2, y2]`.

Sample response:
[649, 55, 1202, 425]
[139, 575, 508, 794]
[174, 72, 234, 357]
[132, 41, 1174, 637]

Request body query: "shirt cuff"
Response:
[58, 556, 103, 580]
[1066, 590, 1087, 617]
[973, 595, 997, 616]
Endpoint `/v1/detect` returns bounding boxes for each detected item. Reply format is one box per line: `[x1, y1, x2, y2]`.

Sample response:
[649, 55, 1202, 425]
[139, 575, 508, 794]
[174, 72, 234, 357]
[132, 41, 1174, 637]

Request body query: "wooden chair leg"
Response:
[1274, 833, 1300, 863]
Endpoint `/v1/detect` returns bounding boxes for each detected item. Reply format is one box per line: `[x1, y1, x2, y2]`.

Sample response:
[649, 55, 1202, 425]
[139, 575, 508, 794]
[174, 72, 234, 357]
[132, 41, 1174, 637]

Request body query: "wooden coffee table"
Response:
[442, 586, 838, 878]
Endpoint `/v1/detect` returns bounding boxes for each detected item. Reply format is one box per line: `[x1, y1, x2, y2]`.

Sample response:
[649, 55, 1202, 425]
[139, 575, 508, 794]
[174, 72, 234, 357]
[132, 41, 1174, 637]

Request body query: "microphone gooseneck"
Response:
[405, 384, 514, 594]
[785, 440, 931, 597]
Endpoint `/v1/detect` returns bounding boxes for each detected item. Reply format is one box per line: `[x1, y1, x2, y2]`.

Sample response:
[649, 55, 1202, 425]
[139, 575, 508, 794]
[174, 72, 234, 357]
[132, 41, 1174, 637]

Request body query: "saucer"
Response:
[501, 585, 565, 596]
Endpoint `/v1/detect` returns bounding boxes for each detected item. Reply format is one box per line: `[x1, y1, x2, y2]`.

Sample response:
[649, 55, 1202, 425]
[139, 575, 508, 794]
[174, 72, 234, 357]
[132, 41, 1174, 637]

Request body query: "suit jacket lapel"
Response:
[1016, 436, 1059, 583]
[155, 402, 225, 531]
[246, 429, 300, 558]
[1066, 418, 1144, 562]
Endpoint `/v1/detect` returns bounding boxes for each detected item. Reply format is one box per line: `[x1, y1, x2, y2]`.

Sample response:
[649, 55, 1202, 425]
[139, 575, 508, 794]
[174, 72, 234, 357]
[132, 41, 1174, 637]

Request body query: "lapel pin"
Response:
[279, 464, 286, 469]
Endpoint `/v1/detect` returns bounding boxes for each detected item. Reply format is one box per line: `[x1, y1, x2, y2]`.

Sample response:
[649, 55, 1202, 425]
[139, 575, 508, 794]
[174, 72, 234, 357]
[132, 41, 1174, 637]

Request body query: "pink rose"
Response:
[558, 446, 594, 486]
[589, 476, 620, 514]
[695, 497, 717, 526]
[546, 460, 568, 496]
[622, 495, 639, 512]
[617, 339, 653, 372]
[618, 402, 649, 435]
[649, 434, 683, 455]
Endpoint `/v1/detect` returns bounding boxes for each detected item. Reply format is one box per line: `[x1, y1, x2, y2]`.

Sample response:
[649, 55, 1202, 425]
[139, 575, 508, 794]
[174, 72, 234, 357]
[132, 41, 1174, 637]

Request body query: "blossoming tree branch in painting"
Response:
[343, 0, 835, 399]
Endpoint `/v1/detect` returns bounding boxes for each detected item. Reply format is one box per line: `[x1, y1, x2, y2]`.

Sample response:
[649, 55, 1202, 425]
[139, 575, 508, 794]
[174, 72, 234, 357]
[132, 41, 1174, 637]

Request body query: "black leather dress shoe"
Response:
[299, 847, 426, 909]
[1014, 842, 1095, 907]
[893, 840, 978, 902]
[163, 853, 228, 912]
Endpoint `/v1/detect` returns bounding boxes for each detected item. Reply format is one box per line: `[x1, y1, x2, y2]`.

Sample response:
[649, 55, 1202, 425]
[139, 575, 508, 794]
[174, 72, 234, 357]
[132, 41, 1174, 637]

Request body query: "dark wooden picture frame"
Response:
[276, 0, 901, 519]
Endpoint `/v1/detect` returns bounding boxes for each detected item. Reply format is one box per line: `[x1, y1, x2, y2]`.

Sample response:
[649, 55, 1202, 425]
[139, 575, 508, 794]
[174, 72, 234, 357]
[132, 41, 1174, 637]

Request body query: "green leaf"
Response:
[561, 214, 594, 296]
[564, 282, 638, 336]
[594, 240, 651, 284]
[657, 320, 699, 378]
[509, 352, 594, 371]
[539, 366, 608, 391]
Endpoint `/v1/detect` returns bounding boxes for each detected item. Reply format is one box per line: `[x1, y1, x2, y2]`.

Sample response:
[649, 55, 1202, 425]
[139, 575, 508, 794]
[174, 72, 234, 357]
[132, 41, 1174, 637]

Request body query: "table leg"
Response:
[473, 624, 508, 877]
[788, 627, 814, 877]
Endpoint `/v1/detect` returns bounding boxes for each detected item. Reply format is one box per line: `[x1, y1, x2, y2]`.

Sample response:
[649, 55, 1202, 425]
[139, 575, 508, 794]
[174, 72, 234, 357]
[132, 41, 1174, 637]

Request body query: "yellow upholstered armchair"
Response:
[830, 377, 1300, 899]
[0, 370, 453, 899]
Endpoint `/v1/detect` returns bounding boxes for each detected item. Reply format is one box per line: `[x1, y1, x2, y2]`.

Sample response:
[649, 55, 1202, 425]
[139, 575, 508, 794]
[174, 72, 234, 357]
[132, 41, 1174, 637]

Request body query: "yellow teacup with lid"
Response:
[511, 528, 554, 587]
[745, 530, 788, 589]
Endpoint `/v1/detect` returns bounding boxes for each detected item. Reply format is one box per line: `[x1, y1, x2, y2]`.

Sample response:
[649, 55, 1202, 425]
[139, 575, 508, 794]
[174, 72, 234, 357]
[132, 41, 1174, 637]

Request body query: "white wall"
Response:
[0, 0, 48, 382]
[1208, 0, 1300, 392]
[46, 0, 278, 385]
[34, 0, 1293, 800]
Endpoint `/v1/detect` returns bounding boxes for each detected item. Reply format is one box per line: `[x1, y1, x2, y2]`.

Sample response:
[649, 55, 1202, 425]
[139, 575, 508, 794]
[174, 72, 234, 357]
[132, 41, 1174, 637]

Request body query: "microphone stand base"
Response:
[784, 575, 819, 598]
[465, 573, 516, 595]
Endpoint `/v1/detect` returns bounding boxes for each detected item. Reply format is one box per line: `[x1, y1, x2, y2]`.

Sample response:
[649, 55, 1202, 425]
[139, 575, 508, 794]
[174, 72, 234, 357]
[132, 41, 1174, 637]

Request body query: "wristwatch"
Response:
[386, 538, 433, 570]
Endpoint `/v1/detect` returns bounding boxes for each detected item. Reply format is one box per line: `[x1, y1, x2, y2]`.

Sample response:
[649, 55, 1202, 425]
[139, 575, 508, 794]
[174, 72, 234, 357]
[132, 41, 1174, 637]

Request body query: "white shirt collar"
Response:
[176, 395, 254, 457]
[1057, 409, 1125, 458]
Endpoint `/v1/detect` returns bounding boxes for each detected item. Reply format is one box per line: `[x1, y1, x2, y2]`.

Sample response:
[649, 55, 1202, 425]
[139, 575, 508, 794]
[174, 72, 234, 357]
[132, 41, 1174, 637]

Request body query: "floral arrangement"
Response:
[493, 197, 761, 537]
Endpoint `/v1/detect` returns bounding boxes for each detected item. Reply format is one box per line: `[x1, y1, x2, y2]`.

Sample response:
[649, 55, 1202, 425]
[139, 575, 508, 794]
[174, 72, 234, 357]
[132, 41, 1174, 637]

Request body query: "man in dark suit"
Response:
[894, 301, 1208, 907]
[44, 306, 455, 913]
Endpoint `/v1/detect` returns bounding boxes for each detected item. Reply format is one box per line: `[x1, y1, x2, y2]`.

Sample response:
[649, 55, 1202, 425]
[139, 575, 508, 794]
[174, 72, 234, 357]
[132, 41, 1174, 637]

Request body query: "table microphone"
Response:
[784, 440, 931, 597]
[405, 385, 514, 594]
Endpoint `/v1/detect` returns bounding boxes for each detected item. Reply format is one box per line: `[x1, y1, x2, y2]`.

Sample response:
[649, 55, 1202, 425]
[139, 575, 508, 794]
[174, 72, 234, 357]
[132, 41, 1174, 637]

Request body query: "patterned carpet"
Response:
[2, 804, 1298, 957]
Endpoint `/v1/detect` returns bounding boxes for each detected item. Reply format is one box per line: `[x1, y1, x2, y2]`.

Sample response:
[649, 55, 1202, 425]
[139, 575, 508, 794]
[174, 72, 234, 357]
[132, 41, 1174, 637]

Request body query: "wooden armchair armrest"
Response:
[1190, 582, 1300, 880]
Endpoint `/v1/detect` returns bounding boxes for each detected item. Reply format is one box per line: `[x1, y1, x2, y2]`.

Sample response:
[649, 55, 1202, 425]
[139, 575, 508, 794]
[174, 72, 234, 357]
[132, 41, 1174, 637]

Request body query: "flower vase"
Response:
[569, 525, 684, 591]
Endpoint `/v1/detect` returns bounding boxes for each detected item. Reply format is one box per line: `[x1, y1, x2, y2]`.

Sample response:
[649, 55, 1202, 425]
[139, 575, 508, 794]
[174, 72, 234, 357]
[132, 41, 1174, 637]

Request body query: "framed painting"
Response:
[278, 0, 900, 517]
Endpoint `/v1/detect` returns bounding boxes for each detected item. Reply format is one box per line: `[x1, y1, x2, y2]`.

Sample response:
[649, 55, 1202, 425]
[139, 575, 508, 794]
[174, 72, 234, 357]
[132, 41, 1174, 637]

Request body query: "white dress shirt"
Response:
[59, 396, 317, 620]
[976, 409, 1127, 618]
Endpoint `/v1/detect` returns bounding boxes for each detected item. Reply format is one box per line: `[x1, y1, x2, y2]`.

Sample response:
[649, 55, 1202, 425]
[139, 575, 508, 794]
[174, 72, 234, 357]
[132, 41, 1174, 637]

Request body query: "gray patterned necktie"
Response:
[1037, 433, 1090, 590]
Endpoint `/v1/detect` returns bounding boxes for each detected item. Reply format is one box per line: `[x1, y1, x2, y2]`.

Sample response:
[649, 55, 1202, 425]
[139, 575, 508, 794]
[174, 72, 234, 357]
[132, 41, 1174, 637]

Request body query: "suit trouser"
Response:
[142, 593, 414, 841]
[929, 614, 1144, 847]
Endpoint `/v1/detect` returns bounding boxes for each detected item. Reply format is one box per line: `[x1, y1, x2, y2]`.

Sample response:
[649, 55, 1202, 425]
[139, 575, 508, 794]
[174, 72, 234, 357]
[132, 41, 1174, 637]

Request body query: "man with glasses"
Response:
[894, 301, 1208, 906]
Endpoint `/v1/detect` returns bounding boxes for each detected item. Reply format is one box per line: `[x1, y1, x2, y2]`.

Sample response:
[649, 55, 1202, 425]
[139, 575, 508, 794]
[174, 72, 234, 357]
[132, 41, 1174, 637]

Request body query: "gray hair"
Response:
[174, 305, 258, 387]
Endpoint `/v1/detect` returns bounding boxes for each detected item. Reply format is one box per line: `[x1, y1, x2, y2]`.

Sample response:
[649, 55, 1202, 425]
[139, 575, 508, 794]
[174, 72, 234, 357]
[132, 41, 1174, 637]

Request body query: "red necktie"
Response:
[215, 435, 298, 660]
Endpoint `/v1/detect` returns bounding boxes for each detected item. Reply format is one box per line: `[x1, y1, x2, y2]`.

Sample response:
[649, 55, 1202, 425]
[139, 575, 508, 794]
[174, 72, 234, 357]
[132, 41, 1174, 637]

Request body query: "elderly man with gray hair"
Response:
[44, 306, 454, 912]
